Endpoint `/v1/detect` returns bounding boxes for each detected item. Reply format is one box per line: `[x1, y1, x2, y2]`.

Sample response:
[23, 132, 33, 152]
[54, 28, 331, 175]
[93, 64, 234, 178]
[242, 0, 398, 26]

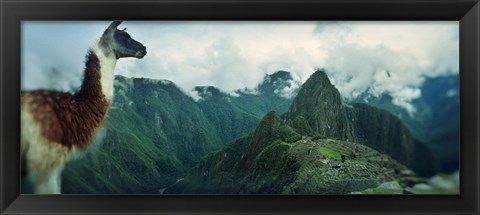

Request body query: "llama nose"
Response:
[136, 46, 147, 58]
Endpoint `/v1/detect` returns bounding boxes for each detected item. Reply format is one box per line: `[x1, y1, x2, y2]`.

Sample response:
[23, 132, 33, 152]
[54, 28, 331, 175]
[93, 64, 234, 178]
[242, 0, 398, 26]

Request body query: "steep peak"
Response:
[287, 69, 342, 119]
[252, 111, 301, 147]
[305, 69, 333, 88]
[254, 111, 282, 138]
[290, 70, 338, 110]
[239, 111, 300, 168]
[285, 69, 355, 140]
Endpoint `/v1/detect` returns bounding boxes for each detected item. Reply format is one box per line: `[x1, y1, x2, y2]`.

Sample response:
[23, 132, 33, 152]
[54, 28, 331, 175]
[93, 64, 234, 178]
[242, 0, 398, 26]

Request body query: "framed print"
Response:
[1, 0, 479, 214]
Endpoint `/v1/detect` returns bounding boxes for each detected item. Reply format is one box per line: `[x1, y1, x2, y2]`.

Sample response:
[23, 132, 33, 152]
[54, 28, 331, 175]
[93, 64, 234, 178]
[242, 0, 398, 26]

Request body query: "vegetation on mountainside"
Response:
[60, 70, 455, 194]
[62, 72, 294, 194]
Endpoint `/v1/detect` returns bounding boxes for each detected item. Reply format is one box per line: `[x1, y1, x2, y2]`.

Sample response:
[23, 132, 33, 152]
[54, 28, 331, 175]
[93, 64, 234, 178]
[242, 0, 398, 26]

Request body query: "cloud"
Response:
[271, 73, 302, 99]
[274, 80, 301, 99]
[186, 89, 203, 102]
[21, 21, 109, 91]
[22, 21, 459, 114]
[314, 21, 459, 114]
[114, 21, 325, 94]
[314, 21, 352, 33]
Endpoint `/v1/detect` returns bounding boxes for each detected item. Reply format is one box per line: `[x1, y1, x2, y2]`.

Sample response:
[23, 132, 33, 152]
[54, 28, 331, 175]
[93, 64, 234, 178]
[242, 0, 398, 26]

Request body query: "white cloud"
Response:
[391, 87, 422, 116]
[274, 80, 301, 99]
[315, 21, 459, 114]
[272, 74, 302, 99]
[113, 21, 326, 94]
[186, 89, 203, 102]
[22, 21, 458, 114]
[21, 21, 109, 91]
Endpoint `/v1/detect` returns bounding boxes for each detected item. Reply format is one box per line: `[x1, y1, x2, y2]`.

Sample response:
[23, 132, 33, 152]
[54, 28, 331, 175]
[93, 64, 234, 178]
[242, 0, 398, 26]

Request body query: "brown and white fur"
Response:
[21, 21, 147, 194]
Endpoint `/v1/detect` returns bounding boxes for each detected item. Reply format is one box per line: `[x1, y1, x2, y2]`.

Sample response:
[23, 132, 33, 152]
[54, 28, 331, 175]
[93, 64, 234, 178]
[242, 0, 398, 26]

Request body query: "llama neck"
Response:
[94, 44, 117, 102]
[78, 43, 117, 102]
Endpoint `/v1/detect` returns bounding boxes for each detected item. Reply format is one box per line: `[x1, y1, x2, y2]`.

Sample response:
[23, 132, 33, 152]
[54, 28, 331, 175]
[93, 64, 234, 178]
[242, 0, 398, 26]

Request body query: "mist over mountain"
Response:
[283, 71, 433, 174]
[61, 70, 455, 194]
[166, 70, 437, 194]
[352, 74, 459, 172]
[61, 71, 295, 194]
[21, 21, 459, 195]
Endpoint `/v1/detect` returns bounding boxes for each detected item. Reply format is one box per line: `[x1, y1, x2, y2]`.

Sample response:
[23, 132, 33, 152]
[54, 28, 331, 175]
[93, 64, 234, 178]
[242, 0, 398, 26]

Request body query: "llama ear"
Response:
[107, 21, 123, 31]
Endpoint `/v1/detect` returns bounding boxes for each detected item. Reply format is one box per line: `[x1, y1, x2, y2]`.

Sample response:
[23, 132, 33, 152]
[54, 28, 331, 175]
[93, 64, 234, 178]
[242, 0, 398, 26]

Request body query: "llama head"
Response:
[100, 21, 147, 59]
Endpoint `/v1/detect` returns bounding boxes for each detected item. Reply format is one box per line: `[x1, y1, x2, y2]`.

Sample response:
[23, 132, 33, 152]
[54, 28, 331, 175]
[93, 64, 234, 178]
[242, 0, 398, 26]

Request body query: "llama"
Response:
[21, 21, 147, 194]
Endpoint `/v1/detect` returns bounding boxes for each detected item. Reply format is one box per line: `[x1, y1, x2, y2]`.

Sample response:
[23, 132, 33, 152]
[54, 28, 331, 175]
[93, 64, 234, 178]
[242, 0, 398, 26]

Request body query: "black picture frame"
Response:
[1, 0, 479, 214]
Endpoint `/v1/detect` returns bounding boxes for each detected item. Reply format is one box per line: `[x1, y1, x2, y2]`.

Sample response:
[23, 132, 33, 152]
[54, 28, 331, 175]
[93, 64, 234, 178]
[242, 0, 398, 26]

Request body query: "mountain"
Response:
[193, 71, 298, 144]
[353, 74, 459, 172]
[61, 72, 295, 194]
[347, 103, 433, 175]
[285, 71, 356, 141]
[62, 76, 222, 193]
[193, 86, 259, 144]
[229, 70, 299, 118]
[165, 70, 435, 194]
[284, 70, 432, 174]
[60, 69, 439, 194]
[166, 111, 412, 194]
[193, 70, 298, 144]
[352, 92, 430, 141]
[420, 75, 459, 172]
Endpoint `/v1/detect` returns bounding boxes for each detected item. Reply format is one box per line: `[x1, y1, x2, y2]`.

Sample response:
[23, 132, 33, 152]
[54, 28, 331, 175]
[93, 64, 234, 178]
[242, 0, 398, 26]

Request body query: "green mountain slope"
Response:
[61, 72, 295, 194]
[347, 103, 434, 176]
[62, 76, 223, 193]
[166, 112, 411, 194]
[167, 70, 435, 194]
[61, 69, 436, 194]
[285, 70, 433, 176]
[353, 75, 459, 173]
[194, 86, 260, 144]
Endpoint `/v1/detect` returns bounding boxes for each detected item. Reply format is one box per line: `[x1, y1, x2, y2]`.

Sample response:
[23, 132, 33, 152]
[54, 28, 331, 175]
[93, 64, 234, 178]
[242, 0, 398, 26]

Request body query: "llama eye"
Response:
[120, 33, 130, 39]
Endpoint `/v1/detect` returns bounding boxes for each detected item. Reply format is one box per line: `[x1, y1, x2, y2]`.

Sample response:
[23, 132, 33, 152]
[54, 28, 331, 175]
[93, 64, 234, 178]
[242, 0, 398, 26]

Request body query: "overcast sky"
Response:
[22, 21, 458, 114]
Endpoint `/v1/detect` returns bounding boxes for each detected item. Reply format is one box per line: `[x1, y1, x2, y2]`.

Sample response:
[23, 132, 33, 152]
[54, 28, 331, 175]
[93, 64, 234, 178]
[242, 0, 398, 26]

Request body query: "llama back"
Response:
[22, 90, 108, 150]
